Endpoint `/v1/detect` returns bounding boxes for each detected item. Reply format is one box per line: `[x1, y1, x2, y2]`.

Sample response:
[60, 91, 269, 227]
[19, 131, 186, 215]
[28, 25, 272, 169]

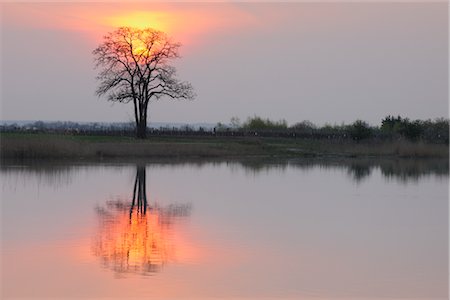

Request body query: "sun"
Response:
[130, 38, 150, 57]
[106, 11, 173, 33]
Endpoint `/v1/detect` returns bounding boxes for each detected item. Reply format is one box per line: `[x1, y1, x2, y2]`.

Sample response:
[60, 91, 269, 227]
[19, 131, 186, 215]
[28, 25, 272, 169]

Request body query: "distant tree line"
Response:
[1, 115, 448, 144]
[0, 121, 136, 136]
[215, 115, 448, 144]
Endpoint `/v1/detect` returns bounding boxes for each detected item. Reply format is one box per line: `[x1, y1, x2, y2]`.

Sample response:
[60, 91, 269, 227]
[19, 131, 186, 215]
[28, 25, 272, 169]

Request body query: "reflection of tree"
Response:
[2, 159, 447, 188]
[233, 158, 449, 183]
[92, 166, 191, 276]
[130, 166, 148, 217]
[347, 163, 371, 183]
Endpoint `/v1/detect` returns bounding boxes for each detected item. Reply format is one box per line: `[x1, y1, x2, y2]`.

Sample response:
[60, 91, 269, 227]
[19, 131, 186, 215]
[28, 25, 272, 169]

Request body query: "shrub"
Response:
[290, 120, 316, 134]
[242, 116, 287, 130]
[350, 120, 373, 141]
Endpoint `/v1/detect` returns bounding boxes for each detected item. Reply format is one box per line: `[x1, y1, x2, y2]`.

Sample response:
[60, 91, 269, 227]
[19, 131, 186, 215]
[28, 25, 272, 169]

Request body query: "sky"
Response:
[1, 2, 448, 126]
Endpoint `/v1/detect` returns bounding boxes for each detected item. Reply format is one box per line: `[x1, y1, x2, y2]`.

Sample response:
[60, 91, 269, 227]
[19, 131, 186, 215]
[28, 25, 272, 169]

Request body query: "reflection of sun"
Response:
[107, 11, 172, 33]
[92, 201, 191, 276]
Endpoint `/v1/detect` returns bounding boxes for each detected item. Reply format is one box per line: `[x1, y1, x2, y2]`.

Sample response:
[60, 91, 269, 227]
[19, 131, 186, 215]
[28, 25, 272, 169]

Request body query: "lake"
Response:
[1, 158, 448, 300]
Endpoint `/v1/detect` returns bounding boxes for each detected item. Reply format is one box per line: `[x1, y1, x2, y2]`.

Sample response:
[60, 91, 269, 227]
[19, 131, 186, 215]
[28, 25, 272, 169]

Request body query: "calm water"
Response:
[1, 158, 448, 300]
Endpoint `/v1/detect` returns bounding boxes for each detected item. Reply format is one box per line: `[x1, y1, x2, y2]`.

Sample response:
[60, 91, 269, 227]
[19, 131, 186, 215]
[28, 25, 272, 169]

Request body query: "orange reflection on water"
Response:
[93, 200, 191, 276]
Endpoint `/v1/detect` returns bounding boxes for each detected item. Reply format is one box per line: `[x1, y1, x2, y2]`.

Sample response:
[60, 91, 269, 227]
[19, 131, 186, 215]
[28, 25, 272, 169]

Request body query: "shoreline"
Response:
[1, 132, 448, 160]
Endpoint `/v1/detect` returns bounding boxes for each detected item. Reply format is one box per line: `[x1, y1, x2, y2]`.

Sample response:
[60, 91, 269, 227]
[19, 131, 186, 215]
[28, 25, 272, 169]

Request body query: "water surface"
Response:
[1, 158, 448, 299]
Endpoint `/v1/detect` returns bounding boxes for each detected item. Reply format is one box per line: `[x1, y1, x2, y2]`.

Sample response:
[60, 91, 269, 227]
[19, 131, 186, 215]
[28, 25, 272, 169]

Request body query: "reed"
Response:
[1, 133, 448, 159]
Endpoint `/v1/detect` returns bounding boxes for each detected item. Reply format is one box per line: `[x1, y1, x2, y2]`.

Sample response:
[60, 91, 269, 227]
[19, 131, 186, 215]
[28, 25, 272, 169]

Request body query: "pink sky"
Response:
[1, 2, 448, 125]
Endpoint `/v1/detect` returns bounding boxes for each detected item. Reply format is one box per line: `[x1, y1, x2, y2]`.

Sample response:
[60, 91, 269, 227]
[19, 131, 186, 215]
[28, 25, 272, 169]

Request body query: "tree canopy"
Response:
[93, 27, 195, 138]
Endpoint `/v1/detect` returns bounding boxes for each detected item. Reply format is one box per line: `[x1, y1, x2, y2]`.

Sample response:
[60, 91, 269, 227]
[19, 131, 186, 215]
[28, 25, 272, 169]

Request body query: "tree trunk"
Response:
[135, 101, 149, 139]
[135, 105, 147, 139]
[136, 121, 147, 139]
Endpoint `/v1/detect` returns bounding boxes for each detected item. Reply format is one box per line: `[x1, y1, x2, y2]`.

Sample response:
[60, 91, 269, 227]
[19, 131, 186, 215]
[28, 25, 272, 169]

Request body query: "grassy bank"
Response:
[1, 132, 448, 159]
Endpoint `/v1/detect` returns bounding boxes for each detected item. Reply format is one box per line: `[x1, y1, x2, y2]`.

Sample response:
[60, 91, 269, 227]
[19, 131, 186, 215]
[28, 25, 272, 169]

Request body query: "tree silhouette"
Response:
[93, 27, 195, 139]
[93, 165, 191, 276]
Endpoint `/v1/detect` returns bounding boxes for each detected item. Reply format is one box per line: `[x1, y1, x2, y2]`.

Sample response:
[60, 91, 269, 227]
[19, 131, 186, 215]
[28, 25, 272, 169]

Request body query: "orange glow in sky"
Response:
[105, 11, 173, 33]
[4, 3, 257, 49]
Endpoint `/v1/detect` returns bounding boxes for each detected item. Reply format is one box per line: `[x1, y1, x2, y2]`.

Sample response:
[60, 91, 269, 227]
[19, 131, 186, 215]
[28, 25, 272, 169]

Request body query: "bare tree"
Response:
[93, 27, 195, 138]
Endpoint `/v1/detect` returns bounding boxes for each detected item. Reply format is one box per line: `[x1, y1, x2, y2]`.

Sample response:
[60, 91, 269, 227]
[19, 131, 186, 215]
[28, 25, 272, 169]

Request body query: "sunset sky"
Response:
[1, 2, 448, 125]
